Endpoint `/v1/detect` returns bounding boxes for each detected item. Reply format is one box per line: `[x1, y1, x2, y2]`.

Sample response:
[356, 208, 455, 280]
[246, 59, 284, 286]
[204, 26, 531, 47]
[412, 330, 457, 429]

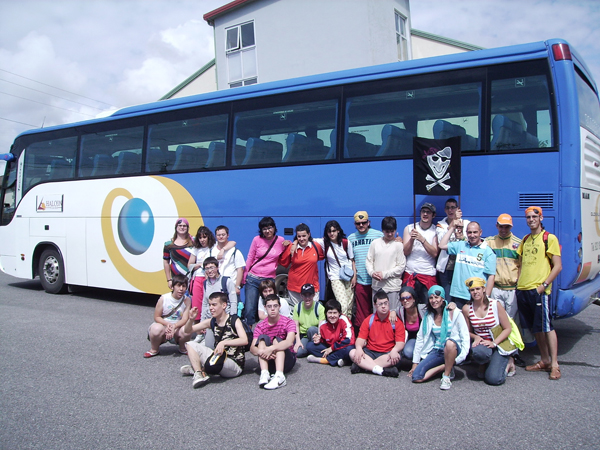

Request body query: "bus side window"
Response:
[25, 136, 78, 187]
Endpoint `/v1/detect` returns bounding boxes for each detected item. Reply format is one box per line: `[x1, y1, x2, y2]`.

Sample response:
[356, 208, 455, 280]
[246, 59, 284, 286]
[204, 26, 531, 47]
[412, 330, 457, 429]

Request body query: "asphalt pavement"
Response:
[1, 271, 599, 450]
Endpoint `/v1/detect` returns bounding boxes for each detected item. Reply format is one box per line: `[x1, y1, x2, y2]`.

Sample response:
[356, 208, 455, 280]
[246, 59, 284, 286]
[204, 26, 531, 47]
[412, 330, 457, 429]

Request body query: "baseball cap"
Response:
[301, 283, 315, 296]
[354, 211, 369, 222]
[421, 202, 436, 214]
[204, 351, 227, 375]
[497, 213, 513, 226]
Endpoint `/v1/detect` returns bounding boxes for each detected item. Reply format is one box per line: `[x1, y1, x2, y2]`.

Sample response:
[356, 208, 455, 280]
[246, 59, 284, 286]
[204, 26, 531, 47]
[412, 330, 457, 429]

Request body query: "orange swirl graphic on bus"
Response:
[101, 176, 202, 294]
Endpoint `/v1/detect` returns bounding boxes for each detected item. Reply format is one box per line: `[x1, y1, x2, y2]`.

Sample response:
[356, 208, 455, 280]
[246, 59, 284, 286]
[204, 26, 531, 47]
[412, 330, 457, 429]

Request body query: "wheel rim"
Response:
[43, 256, 60, 285]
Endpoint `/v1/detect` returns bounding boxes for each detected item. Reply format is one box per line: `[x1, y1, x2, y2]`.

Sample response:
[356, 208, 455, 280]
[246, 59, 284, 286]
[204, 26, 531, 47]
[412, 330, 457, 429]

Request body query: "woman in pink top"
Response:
[243, 217, 288, 326]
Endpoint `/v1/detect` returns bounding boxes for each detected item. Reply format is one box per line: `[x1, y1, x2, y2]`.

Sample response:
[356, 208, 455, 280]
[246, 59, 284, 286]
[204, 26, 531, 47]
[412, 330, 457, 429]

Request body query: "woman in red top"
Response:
[279, 223, 324, 305]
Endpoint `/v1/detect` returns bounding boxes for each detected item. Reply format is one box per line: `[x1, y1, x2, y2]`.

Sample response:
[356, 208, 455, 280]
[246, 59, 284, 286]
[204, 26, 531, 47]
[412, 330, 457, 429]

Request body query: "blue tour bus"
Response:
[1, 38, 599, 319]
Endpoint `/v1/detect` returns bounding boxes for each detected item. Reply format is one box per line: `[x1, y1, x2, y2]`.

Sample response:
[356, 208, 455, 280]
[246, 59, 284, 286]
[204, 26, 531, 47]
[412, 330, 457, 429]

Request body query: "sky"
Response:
[1, 0, 599, 153]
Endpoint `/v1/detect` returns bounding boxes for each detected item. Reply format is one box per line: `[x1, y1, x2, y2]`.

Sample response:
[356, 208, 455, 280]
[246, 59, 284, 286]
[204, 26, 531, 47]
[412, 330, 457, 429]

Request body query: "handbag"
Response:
[490, 300, 524, 356]
[328, 240, 354, 282]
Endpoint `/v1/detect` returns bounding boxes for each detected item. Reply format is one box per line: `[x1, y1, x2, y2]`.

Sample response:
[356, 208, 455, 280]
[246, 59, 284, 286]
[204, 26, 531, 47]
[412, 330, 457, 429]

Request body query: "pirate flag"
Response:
[413, 136, 461, 196]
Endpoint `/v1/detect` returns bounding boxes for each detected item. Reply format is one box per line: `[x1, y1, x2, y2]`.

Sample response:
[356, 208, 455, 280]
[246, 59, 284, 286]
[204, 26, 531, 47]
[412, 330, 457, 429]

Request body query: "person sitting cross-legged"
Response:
[349, 290, 405, 377]
[180, 292, 248, 388]
[250, 294, 297, 390]
[306, 299, 355, 367]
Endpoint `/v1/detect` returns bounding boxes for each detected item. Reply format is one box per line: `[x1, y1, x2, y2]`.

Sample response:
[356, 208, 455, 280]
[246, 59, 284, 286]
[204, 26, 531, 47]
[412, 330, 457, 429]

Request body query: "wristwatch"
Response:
[542, 282, 549, 288]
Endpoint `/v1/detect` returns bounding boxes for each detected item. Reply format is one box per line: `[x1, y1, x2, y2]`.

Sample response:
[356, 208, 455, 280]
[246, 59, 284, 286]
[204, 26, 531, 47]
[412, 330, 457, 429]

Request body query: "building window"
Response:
[226, 21, 258, 88]
[395, 12, 409, 61]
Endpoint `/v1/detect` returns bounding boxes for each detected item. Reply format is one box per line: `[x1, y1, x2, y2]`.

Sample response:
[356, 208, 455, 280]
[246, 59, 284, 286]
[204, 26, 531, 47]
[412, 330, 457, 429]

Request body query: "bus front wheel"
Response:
[39, 248, 68, 294]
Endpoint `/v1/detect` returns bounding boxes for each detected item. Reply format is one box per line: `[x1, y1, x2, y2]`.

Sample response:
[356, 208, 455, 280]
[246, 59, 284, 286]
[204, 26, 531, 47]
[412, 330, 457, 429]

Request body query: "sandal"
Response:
[549, 366, 561, 380]
[143, 350, 159, 358]
[525, 360, 551, 372]
[506, 365, 516, 377]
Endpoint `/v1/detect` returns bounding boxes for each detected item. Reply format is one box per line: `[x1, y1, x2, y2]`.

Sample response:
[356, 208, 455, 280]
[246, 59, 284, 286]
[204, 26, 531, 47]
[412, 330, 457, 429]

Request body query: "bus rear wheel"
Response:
[39, 248, 68, 294]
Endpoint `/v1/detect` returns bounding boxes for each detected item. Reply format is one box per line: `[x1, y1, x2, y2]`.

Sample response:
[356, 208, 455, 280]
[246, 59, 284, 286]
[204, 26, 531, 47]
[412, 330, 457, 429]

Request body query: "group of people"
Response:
[146, 201, 562, 390]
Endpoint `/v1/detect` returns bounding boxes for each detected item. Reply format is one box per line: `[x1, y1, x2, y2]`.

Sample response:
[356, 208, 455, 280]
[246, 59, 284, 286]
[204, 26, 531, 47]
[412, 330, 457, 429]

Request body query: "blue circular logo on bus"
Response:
[117, 198, 154, 255]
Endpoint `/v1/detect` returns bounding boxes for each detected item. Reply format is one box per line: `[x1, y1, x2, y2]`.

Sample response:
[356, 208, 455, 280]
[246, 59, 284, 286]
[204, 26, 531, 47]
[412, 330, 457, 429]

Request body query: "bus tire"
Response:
[39, 248, 68, 294]
[274, 273, 288, 299]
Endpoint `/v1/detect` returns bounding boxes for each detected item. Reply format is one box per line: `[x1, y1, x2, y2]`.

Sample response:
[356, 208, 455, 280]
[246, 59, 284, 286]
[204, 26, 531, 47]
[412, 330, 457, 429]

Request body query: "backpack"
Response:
[368, 313, 396, 330]
[203, 276, 230, 294]
[210, 314, 253, 353]
[522, 231, 560, 268]
[296, 301, 320, 320]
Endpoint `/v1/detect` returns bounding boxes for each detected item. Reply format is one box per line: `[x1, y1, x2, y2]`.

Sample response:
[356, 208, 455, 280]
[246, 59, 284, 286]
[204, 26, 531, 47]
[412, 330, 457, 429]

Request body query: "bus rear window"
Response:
[490, 74, 553, 150]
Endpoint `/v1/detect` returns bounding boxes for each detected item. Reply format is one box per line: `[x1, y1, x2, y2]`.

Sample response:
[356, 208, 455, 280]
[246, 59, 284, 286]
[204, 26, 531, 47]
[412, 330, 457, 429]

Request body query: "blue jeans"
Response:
[472, 344, 509, 386]
[296, 326, 319, 358]
[306, 341, 354, 365]
[402, 338, 416, 360]
[244, 275, 273, 326]
[411, 339, 458, 382]
[412, 348, 445, 382]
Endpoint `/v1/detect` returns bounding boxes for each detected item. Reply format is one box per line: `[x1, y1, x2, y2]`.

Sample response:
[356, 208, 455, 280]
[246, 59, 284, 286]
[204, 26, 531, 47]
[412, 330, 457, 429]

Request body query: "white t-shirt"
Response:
[405, 223, 437, 276]
[189, 244, 217, 277]
[258, 296, 292, 318]
[218, 246, 246, 279]
[435, 217, 470, 272]
[313, 238, 354, 280]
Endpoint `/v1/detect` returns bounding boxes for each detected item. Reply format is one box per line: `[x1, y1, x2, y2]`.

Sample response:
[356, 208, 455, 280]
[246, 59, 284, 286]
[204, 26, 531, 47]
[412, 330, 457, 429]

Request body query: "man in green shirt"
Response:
[293, 283, 325, 357]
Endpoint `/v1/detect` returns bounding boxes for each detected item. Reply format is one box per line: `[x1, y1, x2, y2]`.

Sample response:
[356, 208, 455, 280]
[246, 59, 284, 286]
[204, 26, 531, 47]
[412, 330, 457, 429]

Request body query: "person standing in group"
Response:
[278, 223, 324, 306]
[257, 279, 293, 320]
[366, 216, 406, 318]
[485, 214, 525, 367]
[402, 203, 439, 304]
[435, 198, 470, 300]
[163, 218, 194, 291]
[516, 206, 562, 380]
[214, 225, 246, 300]
[187, 226, 235, 323]
[348, 211, 383, 331]
[244, 217, 288, 326]
[313, 220, 356, 318]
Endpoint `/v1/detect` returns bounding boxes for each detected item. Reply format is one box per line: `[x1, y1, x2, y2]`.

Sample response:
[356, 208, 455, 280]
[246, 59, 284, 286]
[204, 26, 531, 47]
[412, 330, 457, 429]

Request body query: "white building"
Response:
[162, 0, 482, 99]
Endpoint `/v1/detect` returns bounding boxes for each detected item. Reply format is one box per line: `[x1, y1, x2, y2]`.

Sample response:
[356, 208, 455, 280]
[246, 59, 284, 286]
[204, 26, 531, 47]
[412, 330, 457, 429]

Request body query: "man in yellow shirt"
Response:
[516, 207, 562, 380]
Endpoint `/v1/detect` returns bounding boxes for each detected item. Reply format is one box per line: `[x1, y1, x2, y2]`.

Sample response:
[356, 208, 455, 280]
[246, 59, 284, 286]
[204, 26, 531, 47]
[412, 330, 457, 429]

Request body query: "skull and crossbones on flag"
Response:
[413, 136, 461, 196]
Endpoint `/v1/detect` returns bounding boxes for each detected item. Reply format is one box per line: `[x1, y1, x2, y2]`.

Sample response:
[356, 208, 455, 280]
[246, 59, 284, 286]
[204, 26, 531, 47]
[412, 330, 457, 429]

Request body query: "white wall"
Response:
[169, 65, 217, 98]
[411, 35, 471, 60]
[213, 0, 410, 89]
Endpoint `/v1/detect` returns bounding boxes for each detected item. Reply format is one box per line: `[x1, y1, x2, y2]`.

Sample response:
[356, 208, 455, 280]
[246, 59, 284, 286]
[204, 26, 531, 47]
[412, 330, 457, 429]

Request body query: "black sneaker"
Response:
[350, 363, 362, 374]
[382, 367, 399, 378]
[513, 354, 526, 368]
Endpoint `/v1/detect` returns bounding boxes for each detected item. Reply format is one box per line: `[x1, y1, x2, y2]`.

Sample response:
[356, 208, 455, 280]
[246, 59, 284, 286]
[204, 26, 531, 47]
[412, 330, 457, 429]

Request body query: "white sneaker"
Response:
[264, 373, 286, 390]
[180, 365, 194, 376]
[259, 371, 271, 388]
[337, 359, 345, 367]
[194, 334, 205, 343]
[192, 371, 210, 389]
[440, 375, 452, 390]
[306, 355, 320, 363]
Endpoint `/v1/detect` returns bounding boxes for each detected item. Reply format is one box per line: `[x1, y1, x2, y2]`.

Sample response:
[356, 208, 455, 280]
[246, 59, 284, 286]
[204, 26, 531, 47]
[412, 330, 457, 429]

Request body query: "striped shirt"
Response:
[253, 315, 297, 353]
[485, 234, 521, 289]
[348, 228, 383, 285]
[163, 240, 193, 276]
[468, 302, 498, 341]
